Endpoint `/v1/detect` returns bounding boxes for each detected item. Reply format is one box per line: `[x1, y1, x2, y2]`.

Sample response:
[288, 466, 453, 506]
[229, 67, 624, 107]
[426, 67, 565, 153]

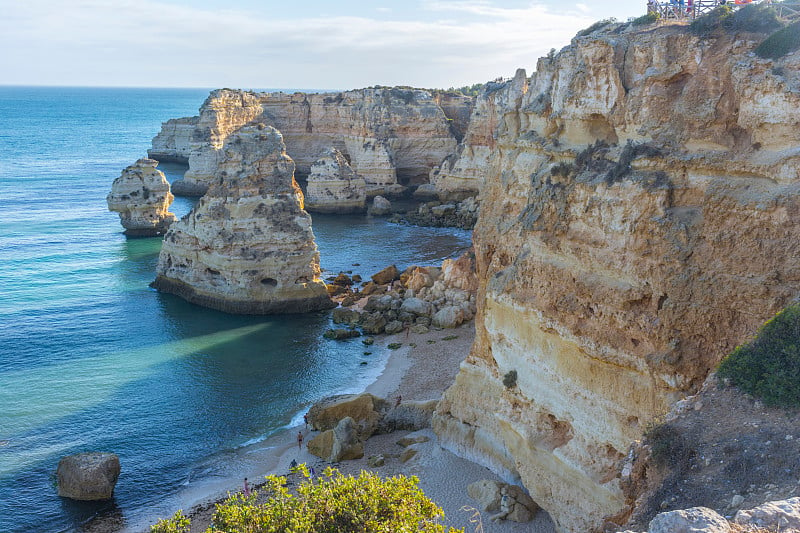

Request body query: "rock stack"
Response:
[106, 158, 176, 236]
[152, 124, 334, 314]
[305, 148, 367, 213]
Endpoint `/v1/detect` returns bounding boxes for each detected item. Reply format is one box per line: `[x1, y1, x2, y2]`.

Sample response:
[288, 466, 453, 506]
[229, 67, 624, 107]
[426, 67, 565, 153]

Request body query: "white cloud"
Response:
[0, 0, 595, 88]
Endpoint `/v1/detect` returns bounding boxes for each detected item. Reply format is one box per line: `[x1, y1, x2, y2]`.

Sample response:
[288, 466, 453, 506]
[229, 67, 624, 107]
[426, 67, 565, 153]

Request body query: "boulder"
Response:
[468, 479, 504, 512]
[371, 265, 400, 285]
[648, 507, 731, 533]
[369, 195, 392, 216]
[406, 268, 436, 293]
[378, 400, 439, 433]
[384, 320, 405, 335]
[332, 308, 361, 325]
[56, 452, 120, 501]
[396, 434, 431, 447]
[400, 447, 418, 463]
[431, 306, 465, 328]
[364, 294, 394, 312]
[307, 430, 335, 460]
[307, 393, 387, 438]
[360, 313, 387, 335]
[330, 416, 364, 461]
[413, 183, 440, 201]
[735, 497, 800, 530]
[489, 484, 539, 523]
[400, 297, 435, 317]
[323, 329, 360, 340]
[410, 324, 430, 334]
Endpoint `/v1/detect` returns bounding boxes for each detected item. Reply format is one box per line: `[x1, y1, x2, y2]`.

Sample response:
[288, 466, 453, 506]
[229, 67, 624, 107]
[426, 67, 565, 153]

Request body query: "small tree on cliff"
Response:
[152, 465, 463, 533]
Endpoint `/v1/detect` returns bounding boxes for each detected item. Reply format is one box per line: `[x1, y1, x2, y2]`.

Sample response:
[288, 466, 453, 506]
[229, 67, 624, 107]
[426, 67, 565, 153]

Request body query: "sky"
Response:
[0, 0, 645, 90]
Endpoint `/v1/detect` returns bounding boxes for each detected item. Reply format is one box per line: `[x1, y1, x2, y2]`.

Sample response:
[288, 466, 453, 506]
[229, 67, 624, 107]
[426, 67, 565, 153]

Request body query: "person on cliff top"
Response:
[297, 431, 304, 450]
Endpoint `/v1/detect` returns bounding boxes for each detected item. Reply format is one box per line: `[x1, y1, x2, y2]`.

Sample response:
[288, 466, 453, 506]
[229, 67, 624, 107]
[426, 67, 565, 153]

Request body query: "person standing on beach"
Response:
[243, 478, 251, 497]
[303, 412, 309, 429]
[297, 431, 304, 450]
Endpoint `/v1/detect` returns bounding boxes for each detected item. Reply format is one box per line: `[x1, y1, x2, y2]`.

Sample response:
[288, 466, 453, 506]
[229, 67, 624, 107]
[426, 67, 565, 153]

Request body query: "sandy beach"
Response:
[123, 321, 555, 533]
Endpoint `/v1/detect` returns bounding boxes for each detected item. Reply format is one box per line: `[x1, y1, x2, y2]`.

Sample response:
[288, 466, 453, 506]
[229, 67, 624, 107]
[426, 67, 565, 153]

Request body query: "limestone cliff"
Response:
[148, 116, 197, 164]
[157, 87, 469, 196]
[152, 124, 334, 314]
[430, 71, 528, 201]
[433, 23, 800, 532]
[106, 158, 176, 236]
[305, 148, 367, 214]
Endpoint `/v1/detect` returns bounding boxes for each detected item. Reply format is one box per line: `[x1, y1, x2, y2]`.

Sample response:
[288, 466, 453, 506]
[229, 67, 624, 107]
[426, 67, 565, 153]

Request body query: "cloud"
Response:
[0, 0, 595, 88]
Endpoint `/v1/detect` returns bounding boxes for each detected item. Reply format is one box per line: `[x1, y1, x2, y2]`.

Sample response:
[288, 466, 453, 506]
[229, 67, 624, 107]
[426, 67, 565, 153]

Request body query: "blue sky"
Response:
[0, 0, 645, 90]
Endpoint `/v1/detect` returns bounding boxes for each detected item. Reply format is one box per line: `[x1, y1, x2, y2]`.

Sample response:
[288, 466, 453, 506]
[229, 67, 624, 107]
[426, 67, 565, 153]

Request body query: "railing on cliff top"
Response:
[647, 0, 800, 21]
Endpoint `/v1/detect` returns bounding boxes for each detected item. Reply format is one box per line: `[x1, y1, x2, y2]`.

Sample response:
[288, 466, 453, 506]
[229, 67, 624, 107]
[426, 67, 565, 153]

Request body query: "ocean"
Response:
[0, 86, 472, 532]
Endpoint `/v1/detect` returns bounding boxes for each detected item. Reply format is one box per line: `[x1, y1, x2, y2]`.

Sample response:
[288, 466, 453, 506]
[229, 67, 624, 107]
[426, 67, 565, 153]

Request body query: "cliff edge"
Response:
[433, 21, 800, 532]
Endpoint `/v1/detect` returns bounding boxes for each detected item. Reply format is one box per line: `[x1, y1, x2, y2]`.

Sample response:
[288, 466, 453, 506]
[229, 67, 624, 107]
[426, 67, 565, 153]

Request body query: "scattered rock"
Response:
[329, 416, 364, 461]
[735, 497, 800, 530]
[400, 447, 418, 463]
[396, 434, 431, 447]
[332, 308, 360, 325]
[367, 454, 385, 467]
[648, 507, 731, 533]
[371, 265, 400, 285]
[468, 479, 504, 512]
[322, 329, 360, 340]
[379, 401, 439, 433]
[384, 320, 405, 335]
[56, 452, 120, 501]
[489, 484, 539, 523]
[369, 195, 392, 216]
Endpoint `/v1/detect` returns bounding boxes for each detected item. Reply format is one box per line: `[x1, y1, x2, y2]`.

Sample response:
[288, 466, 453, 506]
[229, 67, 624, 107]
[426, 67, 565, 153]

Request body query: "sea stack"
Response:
[305, 148, 367, 213]
[106, 158, 176, 236]
[152, 124, 334, 314]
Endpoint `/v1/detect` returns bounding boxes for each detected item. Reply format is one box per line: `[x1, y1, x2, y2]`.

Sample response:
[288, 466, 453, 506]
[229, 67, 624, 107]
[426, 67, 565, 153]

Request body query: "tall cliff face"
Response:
[152, 124, 334, 314]
[434, 24, 800, 532]
[168, 87, 468, 195]
[305, 148, 367, 214]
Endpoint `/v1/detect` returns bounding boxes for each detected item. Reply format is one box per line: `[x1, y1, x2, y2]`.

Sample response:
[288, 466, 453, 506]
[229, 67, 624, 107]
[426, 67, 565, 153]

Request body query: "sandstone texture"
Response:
[433, 23, 800, 532]
[306, 393, 388, 438]
[148, 116, 197, 163]
[159, 87, 469, 196]
[430, 70, 529, 201]
[57, 452, 120, 501]
[152, 124, 333, 314]
[106, 158, 176, 236]
[305, 148, 367, 213]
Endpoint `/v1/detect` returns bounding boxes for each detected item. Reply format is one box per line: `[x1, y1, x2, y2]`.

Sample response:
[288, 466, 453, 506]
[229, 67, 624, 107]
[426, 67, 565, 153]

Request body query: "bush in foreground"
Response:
[718, 303, 800, 408]
[152, 466, 463, 533]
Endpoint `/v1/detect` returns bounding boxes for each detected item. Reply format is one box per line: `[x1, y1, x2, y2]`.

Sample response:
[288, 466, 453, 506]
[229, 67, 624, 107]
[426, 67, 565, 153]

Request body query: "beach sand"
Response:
[131, 322, 556, 533]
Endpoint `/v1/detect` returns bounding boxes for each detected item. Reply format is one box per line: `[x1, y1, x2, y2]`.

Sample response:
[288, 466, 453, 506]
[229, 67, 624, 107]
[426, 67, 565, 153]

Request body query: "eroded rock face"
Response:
[430, 69, 529, 201]
[434, 24, 800, 532]
[152, 124, 333, 314]
[159, 87, 467, 196]
[57, 452, 120, 501]
[148, 116, 197, 163]
[106, 158, 176, 236]
[305, 148, 367, 213]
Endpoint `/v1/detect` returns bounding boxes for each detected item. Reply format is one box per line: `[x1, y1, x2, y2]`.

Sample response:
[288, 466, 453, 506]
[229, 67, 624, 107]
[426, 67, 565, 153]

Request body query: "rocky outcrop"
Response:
[148, 116, 197, 163]
[151, 124, 334, 314]
[429, 70, 529, 201]
[106, 158, 176, 236]
[434, 23, 800, 532]
[57, 452, 120, 501]
[305, 148, 367, 213]
[157, 87, 468, 196]
[307, 393, 388, 438]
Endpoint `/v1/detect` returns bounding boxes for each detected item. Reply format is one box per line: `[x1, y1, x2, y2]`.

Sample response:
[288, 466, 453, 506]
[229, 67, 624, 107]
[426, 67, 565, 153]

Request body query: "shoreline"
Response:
[113, 321, 555, 533]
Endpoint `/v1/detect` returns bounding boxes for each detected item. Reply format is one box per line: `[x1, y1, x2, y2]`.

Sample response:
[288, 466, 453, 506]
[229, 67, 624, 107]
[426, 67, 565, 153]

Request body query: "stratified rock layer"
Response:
[305, 148, 367, 213]
[106, 158, 176, 236]
[152, 124, 333, 314]
[434, 24, 800, 532]
[157, 87, 469, 196]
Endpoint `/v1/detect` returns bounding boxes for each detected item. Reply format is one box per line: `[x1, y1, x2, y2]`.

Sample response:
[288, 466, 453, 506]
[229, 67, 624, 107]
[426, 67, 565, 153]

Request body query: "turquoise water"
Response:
[0, 87, 472, 532]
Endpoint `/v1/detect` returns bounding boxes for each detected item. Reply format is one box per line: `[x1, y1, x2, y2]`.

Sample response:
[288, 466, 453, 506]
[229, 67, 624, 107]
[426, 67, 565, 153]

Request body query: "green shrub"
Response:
[153, 467, 462, 532]
[727, 3, 783, 33]
[718, 303, 800, 408]
[644, 421, 688, 468]
[631, 12, 659, 26]
[577, 18, 617, 37]
[689, 6, 733, 37]
[388, 342, 403, 350]
[756, 21, 800, 59]
[151, 510, 190, 533]
[503, 370, 518, 389]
